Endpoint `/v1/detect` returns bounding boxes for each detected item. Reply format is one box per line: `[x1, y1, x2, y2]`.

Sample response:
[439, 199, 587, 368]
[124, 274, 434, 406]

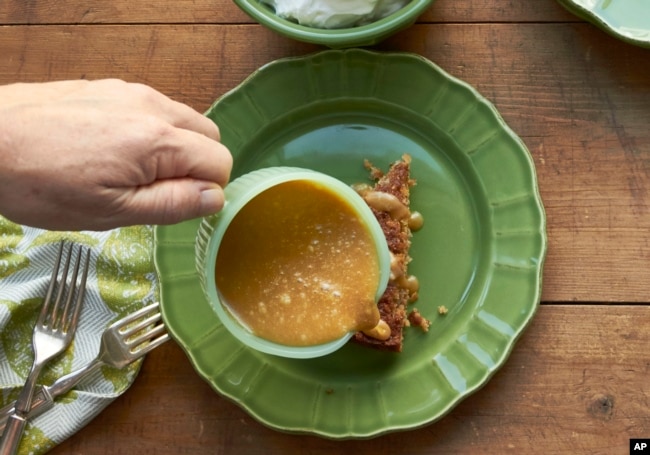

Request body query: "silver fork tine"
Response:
[135, 332, 169, 356]
[0, 242, 90, 455]
[126, 319, 165, 342]
[120, 311, 161, 338]
[112, 303, 161, 331]
[46, 243, 74, 330]
[39, 242, 64, 323]
[129, 324, 169, 355]
[116, 304, 169, 354]
[0, 303, 169, 433]
[59, 247, 89, 334]
[46, 244, 88, 335]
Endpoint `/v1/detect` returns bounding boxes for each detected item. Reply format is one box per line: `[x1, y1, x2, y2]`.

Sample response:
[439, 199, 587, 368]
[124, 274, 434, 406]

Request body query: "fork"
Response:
[0, 242, 90, 455]
[0, 302, 169, 431]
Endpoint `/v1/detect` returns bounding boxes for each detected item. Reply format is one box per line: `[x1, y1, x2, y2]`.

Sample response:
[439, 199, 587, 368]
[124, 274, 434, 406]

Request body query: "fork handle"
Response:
[0, 360, 103, 434]
[46, 359, 102, 398]
[0, 362, 43, 455]
[0, 413, 28, 455]
[0, 387, 52, 434]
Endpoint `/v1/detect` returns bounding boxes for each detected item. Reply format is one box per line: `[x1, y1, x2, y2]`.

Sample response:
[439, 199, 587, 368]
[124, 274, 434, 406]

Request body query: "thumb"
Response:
[127, 179, 226, 225]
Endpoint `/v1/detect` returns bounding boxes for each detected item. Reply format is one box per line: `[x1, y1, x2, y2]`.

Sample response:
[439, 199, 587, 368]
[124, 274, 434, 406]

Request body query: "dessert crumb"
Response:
[407, 309, 430, 332]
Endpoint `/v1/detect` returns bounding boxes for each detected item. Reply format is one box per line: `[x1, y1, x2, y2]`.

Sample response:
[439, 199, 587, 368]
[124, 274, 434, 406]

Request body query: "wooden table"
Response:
[2, 1, 649, 453]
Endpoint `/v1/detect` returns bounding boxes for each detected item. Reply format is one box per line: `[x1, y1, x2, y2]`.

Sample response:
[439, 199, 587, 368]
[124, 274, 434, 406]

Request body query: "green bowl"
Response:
[233, 0, 434, 48]
[196, 166, 391, 359]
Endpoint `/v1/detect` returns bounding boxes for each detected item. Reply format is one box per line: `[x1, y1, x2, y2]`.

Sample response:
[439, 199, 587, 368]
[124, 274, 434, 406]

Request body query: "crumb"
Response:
[437, 305, 448, 315]
[407, 309, 430, 332]
[363, 159, 384, 180]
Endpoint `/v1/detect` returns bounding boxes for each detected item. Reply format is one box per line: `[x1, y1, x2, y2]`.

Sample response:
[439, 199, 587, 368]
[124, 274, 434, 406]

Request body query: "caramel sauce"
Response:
[351, 183, 373, 196]
[352, 185, 424, 340]
[409, 211, 424, 231]
[216, 180, 381, 347]
[397, 274, 420, 302]
[362, 319, 391, 341]
[362, 191, 410, 220]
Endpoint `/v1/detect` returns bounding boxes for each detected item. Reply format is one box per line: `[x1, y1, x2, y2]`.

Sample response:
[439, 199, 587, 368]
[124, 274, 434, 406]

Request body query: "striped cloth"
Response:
[0, 218, 158, 454]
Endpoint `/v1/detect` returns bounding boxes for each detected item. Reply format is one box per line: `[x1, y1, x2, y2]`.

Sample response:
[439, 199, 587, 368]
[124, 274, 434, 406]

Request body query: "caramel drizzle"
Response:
[354, 187, 424, 340]
[362, 319, 391, 341]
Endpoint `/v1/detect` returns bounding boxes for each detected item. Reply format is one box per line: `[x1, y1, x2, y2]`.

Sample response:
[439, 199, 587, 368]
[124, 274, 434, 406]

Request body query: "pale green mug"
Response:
[195, 167, 390, 359]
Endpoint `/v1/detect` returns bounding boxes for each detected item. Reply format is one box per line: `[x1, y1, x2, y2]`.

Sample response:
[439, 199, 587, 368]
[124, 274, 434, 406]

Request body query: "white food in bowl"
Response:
[260, 0, 410, 29]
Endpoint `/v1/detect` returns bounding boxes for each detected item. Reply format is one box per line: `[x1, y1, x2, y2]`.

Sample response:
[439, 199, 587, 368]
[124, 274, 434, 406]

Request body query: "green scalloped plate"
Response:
[557, 0, 650, 48]
[154, 49, 546, 438]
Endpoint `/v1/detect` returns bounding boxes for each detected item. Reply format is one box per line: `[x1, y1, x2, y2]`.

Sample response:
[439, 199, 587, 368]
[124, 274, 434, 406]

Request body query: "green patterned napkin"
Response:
[0, 217, 158, 454]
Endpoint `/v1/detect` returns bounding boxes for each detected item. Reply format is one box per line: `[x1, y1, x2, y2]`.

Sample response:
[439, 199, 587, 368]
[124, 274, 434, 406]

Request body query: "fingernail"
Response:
[199, 188, 223, 215]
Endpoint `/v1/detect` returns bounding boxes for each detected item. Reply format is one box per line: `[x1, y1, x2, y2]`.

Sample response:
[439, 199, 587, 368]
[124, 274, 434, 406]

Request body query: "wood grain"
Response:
[49, 305, 650, 454]
[0, 0, 576, 24]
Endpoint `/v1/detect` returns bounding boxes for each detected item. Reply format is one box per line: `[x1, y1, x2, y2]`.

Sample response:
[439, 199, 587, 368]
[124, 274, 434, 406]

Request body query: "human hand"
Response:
[0, 79, 232, 231]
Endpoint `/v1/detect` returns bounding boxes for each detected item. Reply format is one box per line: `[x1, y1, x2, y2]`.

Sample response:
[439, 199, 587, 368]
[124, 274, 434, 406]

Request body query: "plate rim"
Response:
[556, 0, 650, 48]
[154, 49, 547, 438]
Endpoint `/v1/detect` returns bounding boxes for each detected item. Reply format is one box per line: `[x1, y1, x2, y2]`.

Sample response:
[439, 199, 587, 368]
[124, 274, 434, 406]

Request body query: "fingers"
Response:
[131, 84, 231, 185]
[124, 82, 222, 142]
[116, 82, 232, 186]
[151, 126, 233, 187]
[167, 99, 221, 142]
[125, 179, 227, 226]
